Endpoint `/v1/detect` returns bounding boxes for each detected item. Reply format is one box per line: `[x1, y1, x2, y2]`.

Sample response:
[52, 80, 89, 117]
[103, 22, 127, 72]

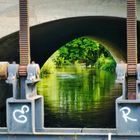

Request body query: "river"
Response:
[37, 66, 121, 128]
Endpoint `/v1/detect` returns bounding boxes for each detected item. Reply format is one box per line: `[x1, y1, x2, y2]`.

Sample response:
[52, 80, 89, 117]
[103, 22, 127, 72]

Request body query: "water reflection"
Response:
[37, 66, 121, 128]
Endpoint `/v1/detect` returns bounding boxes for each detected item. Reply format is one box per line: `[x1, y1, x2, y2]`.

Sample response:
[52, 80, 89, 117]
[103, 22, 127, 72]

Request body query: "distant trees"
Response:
[40, 37, 116, 76]
[53, 37, 116, 69]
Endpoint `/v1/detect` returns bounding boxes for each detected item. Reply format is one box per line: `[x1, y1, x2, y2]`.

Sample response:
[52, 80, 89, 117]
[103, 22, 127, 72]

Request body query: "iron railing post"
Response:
[127, 0, 137, 99]
[19, 0, 30, 99]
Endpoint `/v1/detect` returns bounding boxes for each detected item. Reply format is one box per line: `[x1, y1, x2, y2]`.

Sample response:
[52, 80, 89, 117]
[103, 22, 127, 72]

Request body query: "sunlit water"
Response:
[37, 66, 121, 128]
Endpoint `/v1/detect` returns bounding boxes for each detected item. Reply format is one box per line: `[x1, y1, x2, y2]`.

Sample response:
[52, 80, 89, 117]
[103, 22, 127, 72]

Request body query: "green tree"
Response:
[40, 37, 116, 77]
[54, 37, 115, 69]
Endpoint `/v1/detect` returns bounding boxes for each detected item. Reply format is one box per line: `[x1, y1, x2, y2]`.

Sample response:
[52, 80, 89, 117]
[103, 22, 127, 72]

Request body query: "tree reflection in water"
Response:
[37, 66, 121, 128]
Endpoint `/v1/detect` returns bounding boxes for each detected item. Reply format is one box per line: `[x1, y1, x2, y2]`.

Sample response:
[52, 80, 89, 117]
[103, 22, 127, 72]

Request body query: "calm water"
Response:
[37, 66, 121, 128]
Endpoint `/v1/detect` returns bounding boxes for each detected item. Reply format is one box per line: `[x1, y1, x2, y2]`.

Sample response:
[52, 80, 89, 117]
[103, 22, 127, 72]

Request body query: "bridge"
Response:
[0, 0, 140, 38]
[2, 0, 140, 107]
[0, 0, 140, 66]
[0, 0, 140, 139]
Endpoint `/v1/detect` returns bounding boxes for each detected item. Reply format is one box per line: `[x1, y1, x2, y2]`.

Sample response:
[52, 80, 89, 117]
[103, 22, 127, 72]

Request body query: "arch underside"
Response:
[0, 16, 140, 66]
[0, 16, 140, 108]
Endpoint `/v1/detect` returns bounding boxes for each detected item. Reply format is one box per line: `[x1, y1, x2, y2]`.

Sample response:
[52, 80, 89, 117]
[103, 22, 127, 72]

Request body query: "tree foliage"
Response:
[41, 37, 116, 77]
[53, 37, 116, 69]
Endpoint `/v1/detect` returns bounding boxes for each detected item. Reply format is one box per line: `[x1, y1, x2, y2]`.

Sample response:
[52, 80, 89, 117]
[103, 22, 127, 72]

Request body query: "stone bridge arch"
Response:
[1, 16, 140, 67]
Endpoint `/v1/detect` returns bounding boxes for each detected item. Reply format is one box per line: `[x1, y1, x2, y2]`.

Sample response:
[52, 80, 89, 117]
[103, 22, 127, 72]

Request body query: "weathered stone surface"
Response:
[0, 0, 139, 39]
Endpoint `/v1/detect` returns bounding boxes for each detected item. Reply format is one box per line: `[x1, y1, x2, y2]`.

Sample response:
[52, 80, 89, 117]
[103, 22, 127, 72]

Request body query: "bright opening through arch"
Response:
[37, 37, 121, 128]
